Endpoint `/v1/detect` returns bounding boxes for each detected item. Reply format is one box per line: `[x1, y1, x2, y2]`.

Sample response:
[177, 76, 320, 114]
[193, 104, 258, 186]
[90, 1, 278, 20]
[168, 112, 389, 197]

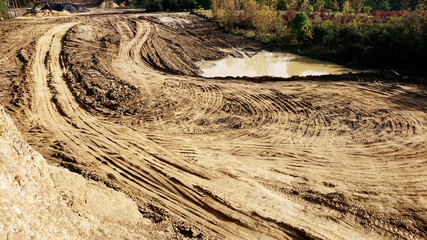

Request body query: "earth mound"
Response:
[99, 1, 119, 8]
[0, 105, 175, 239]
[22, 9, 71, 17]
[42, 3, 90, 13]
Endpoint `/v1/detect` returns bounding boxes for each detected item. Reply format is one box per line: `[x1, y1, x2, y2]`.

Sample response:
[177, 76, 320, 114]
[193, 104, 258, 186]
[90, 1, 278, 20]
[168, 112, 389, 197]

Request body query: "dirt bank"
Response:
[0, 11, 426, 240]
[0, 105, 180, 239]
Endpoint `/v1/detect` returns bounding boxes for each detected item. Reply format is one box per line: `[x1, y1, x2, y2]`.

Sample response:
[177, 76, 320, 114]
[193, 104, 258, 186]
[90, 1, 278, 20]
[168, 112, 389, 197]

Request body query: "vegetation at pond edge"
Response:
[130, 0, 210, 11]
[202, 0, 426, 72]
[0, 0, 10, 18]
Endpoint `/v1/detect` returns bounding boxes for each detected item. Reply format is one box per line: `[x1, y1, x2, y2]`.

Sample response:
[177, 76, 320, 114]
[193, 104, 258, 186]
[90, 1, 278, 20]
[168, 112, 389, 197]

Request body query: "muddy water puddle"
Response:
[197, 50, 359, 78]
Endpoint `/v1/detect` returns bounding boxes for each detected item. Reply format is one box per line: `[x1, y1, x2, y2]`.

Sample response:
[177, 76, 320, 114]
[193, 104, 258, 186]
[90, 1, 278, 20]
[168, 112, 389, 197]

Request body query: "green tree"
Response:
[291, 12, 312, 44]
[222, 0, 239, 28]
[286, 0, 298, 9]
[0, 0, 9, 18]
[342, 0, 352, 12]
[146, 0, 163, 11]
[325, 0, 332, 9]
[276, 0, 291, 10]
[400, 0, 410, 10]
[314, 20, 334, 45]
[253, 3, 277, 39]
[362, 4, 372, 12]
[379, 0, 391, 10]
[305, 4, 314, 14]
[314, 0, 325, 11]
[196, 0, 211, 9]
[331, 0, 339, 11]
[242, 0, 259, 27]
[352, 0, 365, 12]
[301, 0, 309, 10]
[415, 0, 426, 10]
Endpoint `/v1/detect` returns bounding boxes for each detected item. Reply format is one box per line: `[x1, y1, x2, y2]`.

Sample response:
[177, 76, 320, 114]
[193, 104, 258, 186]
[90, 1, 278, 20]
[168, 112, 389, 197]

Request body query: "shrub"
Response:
[362, 5, 372, 13]
[291, 12, 312, 43]
[314, 0, 325, 11]
[146, 0, 162, 11]
[0, 0, 9, 18]
[253, 4, 277, 39]
[222, 0, 239, 28]
[352, 0, 364, 12]
[242, 0, 259, 27]
[342, 1, 354, 13]
[331, 0, 340, 11]
[305, 4, 314, 15]
[196, 0, 210, 9]
[314, 19, 334, 44]
[276, 0, 288, 10]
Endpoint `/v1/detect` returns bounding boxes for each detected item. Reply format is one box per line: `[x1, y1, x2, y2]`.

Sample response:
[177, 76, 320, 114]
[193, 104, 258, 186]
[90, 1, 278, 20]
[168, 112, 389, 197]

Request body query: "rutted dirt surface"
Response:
[0, 12, 426, 239]
[0, 105, 177, 239]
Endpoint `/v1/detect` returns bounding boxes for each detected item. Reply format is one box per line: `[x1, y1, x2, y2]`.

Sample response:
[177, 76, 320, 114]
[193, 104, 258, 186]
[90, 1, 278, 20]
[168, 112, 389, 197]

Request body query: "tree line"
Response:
[129, 0, 210, 11]
[130, 0, 426, 11]
[208, 0, 426, 71]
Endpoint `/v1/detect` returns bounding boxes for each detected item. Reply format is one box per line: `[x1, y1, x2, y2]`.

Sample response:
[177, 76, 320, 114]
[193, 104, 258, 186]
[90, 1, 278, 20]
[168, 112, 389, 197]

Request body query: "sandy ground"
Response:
[0, 105, 179, 239]
[0, 12, 426, 240]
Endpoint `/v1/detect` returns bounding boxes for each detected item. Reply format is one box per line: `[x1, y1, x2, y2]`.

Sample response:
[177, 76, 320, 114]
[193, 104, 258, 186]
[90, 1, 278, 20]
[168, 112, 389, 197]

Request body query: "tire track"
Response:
[29, 21, 327, 240]
[23, 13, 427, 240]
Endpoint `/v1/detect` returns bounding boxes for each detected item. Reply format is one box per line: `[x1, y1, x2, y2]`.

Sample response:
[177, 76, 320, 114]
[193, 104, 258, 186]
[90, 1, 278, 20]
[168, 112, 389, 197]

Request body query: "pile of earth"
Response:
[42, 3, 90, 13]
[0, 104, 178, 239]
[99, 1, 119, 8]
[22, 9, 71, 17]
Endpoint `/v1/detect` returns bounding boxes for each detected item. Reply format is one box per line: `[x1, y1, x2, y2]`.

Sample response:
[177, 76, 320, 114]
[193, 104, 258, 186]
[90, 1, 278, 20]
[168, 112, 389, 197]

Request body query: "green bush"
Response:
[163, 0, 196, 10]
[0, 0, 9, 18]
[314, 20, 334, 44]
[146, 0, 162, 11]
[253, 4, 277, 39]
[305, 4, 314, 15]
[379, 0, 391, 11]
[196, 0, 210, 9]
[334, 14, 427, 69]
[291, 12, 312, 44]
[136, 0, 196, 11]
[362, 5, 372, 12]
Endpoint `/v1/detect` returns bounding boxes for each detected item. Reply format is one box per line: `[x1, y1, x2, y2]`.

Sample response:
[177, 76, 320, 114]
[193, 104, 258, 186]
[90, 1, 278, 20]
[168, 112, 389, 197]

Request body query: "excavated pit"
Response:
[0, 12, 426, 240]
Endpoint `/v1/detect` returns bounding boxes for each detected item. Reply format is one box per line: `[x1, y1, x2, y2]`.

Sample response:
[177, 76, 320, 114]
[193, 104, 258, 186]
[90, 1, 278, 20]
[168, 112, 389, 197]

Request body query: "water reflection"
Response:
[197, 50, 357, 78]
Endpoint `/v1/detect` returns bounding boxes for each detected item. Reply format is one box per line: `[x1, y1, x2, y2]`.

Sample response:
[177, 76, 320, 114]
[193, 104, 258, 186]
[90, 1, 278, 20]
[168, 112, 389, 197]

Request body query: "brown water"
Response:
[197, 50, 358, 78]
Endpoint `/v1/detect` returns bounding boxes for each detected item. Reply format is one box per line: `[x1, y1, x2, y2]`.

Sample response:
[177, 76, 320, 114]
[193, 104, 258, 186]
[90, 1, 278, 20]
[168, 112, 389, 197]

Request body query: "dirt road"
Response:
[0, 12, 426, 239]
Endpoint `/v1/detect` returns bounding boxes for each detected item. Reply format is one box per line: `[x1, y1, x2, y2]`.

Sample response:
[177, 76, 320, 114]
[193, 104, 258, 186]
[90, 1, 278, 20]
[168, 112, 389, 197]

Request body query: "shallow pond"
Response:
[197, 50, 358, 78]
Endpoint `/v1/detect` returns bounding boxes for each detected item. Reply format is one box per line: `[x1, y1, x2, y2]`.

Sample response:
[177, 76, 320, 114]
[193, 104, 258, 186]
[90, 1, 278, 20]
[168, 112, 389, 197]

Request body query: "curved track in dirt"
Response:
[2, 13, 426, 239]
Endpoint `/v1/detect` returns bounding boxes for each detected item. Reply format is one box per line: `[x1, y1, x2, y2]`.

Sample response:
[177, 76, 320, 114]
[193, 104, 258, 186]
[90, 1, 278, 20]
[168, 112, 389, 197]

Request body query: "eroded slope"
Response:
[0, 105, 180, 239]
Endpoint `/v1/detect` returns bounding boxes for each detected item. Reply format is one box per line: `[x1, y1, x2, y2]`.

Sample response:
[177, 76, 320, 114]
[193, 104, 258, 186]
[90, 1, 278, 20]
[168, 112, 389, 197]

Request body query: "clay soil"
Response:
[0, 11, 426, 239]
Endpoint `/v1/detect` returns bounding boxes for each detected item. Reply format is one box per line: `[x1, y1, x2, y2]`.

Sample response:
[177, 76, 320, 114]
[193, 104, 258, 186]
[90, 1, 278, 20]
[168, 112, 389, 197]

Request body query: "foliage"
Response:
[197, 0, 211, 8]
[134, 0, 196, 11]
[314, 0, 325, 11]
[253, 4, 277, 39]
[276, 0, 289, 10]
[242, 0, 259, 27]
[362, 4, 372, 12]
[0, 0, 9, 18]
[291, 12, 312, 43]
[378, 0, 391, 10]
[331, 0, 340, 10]
[352, 0, 365, 12]
[208, 0, 426, 71]
[305, 4, 314, 14]
[313, 19, 334, 44]
[342, 1, 353, 13]
[146, 0, 162, 11]
[162, 0, 196, 10]
[140, 0, 427, 12]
